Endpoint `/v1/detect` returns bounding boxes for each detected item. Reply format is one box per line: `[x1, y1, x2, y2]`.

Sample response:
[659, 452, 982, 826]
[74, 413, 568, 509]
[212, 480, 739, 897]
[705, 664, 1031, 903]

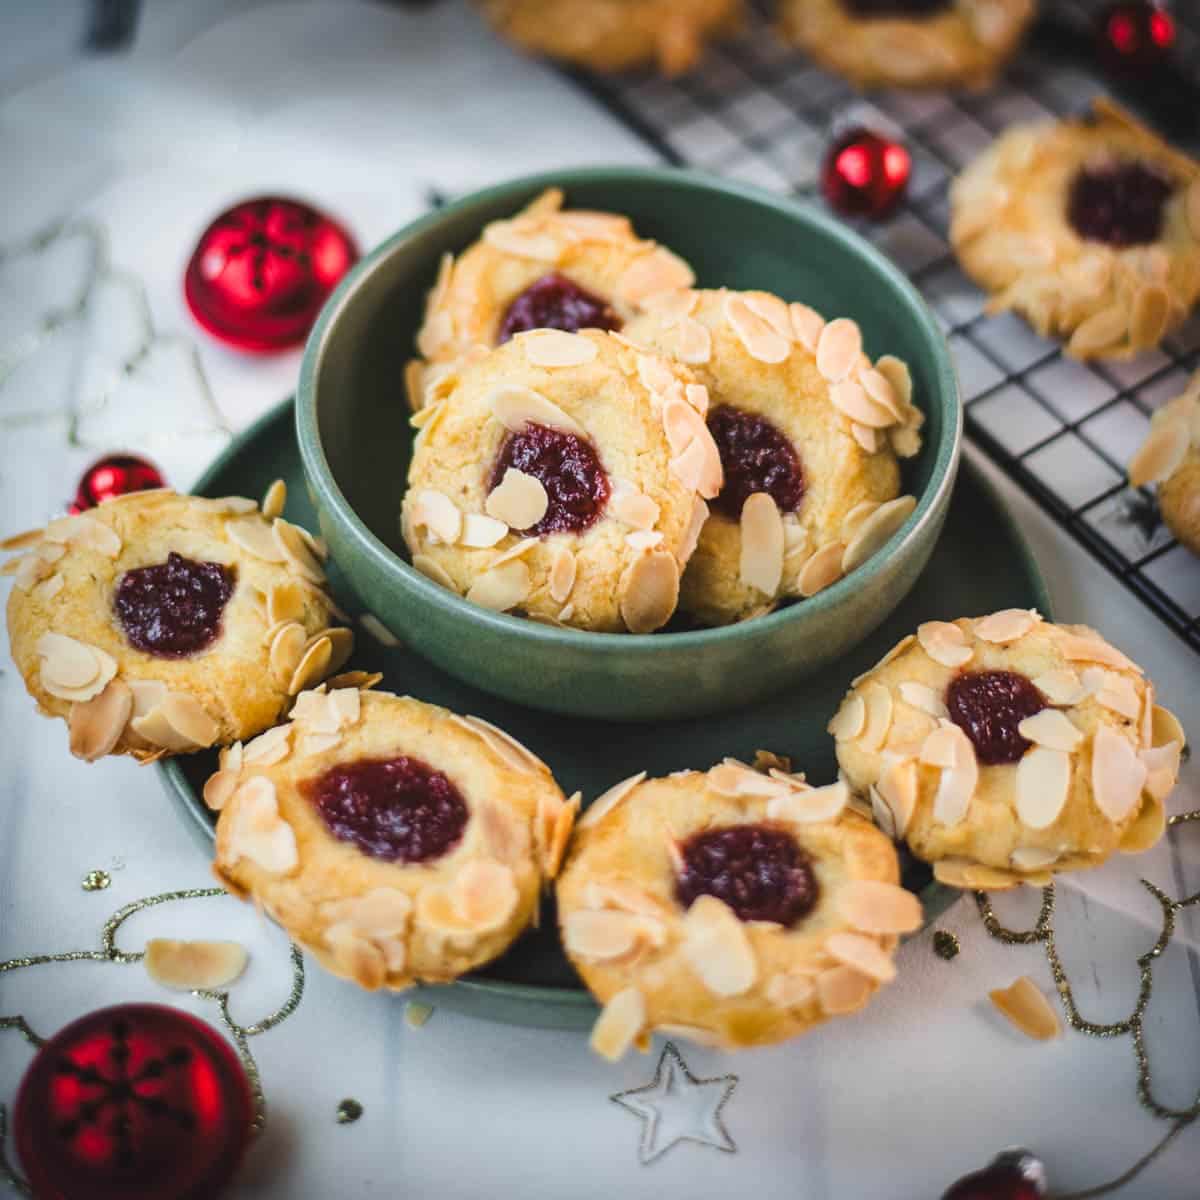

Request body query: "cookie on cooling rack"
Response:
[556, 759, 919, 1058]
[401, 328, 720, 633]
[1129, 369, 1200, 556]
[829, 610, 1185, 889]
[951, 97, 1200, 360]
[780, 0, 1035, 91]
[3, 483, 351, 763]
[209, 686, 578, 991]
[626, 288, 922, 625]
[407, 187, 695, 409]
[476, 0, 742, 76]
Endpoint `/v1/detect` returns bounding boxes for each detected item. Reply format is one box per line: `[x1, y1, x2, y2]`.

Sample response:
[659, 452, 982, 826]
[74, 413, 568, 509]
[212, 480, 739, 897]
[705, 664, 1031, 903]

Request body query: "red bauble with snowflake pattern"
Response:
[14, 1003, 254, 1200]
[185, 196, 358, 352]
[70, 454, 166, 513]
[821, 126, 911, 220]
[1097, 2, 1176, 75]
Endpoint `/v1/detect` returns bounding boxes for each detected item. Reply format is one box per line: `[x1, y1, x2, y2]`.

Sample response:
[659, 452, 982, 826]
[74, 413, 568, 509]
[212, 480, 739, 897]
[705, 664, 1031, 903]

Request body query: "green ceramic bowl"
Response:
[297, 167, 961, 721]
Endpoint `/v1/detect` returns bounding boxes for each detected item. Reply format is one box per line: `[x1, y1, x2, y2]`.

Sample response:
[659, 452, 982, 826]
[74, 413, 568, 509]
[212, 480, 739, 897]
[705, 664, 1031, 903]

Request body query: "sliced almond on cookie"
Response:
[466, 560, 531, 613]
[838, 880, 923, 935]
[917, 620, 973, 668]
[682, 895, 756, 997]
[68, 679, 133, 761]
[590, 987, 646, 1061]
[619, 551, 679, 634]
[739, 492, 784, 596]
[485, 469, 549, 531]
[1016, 746, 1071, 829]
[488, 385, 584, 437]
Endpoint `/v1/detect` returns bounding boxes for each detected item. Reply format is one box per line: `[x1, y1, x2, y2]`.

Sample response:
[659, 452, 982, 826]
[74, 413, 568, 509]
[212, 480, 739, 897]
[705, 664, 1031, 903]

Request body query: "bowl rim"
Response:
[297, 165, 962, 654]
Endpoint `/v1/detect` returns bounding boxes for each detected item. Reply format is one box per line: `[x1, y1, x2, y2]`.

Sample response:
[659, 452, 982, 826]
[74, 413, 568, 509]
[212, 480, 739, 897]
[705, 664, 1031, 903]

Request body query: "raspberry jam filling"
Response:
[497, 272, 622, 343]
[1067, 161, 1173, 247]
[676, 824, 819, 927]
[946, 670, 1047, 766]
[489, 421, 610, 535]
[843, 0, 952, 15]
[114, 552, 235, 658]
[707, 405, 805, 521]
[307, 756, 468, 864]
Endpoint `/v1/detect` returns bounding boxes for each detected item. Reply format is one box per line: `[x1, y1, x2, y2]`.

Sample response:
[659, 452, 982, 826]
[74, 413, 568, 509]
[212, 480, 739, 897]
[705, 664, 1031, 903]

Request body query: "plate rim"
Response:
[161, 396, 1053, 1018]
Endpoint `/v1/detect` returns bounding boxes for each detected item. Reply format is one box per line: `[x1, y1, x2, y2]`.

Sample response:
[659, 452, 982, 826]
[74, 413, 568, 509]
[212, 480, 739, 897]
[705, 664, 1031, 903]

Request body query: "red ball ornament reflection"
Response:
[1097, 2, 1175, 74]
[70, 454, 166, 513]
[821, 127, 911, 220]
[14, 1004, 254, 1200]
[942, 1151, 1047, 1200]
[185, 196, 358, 352]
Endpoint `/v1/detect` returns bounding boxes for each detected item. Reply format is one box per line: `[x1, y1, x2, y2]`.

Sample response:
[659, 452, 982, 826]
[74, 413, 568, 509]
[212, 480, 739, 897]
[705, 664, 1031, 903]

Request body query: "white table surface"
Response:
[1, 4, 1197, 1198]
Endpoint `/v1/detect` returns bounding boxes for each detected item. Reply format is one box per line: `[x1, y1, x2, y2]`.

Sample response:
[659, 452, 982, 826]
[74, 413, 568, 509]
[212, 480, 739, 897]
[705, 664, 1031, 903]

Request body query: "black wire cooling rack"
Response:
[568, 0, 1200, 655]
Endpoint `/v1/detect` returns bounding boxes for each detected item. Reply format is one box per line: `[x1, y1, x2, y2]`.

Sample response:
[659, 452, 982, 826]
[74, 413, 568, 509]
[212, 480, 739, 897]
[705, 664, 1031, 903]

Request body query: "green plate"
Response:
[161, 398, 1051, 1030]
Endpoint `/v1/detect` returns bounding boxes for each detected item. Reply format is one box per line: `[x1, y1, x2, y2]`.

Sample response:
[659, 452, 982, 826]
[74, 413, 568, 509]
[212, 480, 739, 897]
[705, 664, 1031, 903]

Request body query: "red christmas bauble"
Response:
[1097, 2, 1175, 74]
[184, 196, 358, 353]
[943, 1152, 1047, 1200]
[821, 127, 911, 220]
[70, 454, 166, 513]
[14, 1004, 254, 1200]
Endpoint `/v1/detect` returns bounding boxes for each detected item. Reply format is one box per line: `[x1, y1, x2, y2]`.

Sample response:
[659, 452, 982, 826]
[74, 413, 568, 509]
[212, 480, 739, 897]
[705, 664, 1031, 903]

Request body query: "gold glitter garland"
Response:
[0, 885, 306, 1193]
[974, 824, 1200, 1200]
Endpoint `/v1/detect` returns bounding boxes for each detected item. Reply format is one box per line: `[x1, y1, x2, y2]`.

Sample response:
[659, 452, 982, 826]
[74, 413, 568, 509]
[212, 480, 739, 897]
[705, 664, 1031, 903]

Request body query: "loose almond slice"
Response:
[767, 779, 848, 825]
[145, 938, 248, 991]
[990, 976, 1060, 1041]
[261, 479, 287, 521]
[487, 384, 584, 437]
[1091, 725, 1148, 823]
[578, 771, 646, 830]
[466, 560, 531, 612]
[563, 910, 641, 961]
[590, 987, 646, 1061]
[682, 895, 757, 997]
[739, 492, 784, 596]
[842, 496, 916, 574]
[898, 681, 948, 718]
[68, 679, 133, 761]
[452, 861, 518, 931]
[1018, 709, 1083, 753]
[828, 694, 866, 741]
[485, 469, 549, 531]
[411, 490, 462, 546]
[522, 329, 597, 368]
[817, 965, 873, 1015]
[288, 636, 333, 695]
[796, 540, 845, 597]
[858, 683, 894, 752]
[917, 620, 973, 668]
[1032, 668, 1087, 706]
[1016, 747, 1071, 829]
[975, 608, 1038, 644]
[226, 516, 285, 562]
[837, 880, 923, 935]
[816, 318, 863, 382]
[619, 550, 679, 634]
